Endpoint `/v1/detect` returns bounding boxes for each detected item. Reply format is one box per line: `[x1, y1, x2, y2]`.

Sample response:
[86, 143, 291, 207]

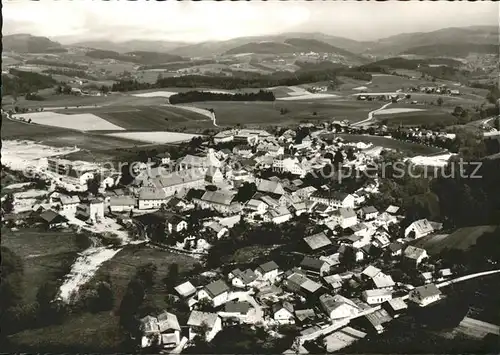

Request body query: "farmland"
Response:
[374, 109, 459, 127]
[1, 226, 89, 304]
[410, 225, 498, 255]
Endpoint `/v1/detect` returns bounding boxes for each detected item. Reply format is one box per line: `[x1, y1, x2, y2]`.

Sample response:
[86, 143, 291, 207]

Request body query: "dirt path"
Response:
[352, 102, 392, 126]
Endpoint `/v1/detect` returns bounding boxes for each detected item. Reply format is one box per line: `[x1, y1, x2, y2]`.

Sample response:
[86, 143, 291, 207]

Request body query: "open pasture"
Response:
[410, 225, 497, 255]
[13, 111, 125, 131]
[375, 109, 459, 127]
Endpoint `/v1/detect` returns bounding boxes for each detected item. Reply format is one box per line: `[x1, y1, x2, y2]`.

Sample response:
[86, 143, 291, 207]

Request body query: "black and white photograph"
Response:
[1, 0, 499, 353]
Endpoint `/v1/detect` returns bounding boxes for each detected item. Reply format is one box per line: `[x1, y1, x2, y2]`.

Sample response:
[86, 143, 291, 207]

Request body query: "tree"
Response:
[437, 97, 444, 106]
[0, 247, 24, 312]
[346, 148, 356, 161]
[136, 262, 157, 290]
[333, 150, 344, 166]
[2, 193, 15, 213]
[87, 175, 102, 195]
[164, 263, 179, 290]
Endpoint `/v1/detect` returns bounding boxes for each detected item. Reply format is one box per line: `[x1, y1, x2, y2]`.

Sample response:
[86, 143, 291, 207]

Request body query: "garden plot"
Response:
[132, 91, 178, 98]
[106, 131, 202, 144]
[374, 108, 426, 115]
[13, 112, 125, 131]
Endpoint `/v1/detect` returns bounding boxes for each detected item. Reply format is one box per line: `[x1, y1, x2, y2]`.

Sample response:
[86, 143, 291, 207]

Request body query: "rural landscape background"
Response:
[1, 1, 500, 354]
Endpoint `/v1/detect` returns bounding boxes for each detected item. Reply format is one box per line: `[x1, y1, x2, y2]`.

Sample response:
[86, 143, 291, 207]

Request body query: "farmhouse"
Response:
[303, 231, 333, 253]
[256, 178, 286, 195]
[192, 190, 239, 214]
[273, 302, 295, 324]
[383, 298, 408, 318]
[255, 261, 280, 281]
[39, 209, 69, 229]
[300, 256, 330, 277]
[263, 206, 292, 224]
[198, 279, 230, 308]
[57, 194, 81, 217]
[332, 208, 358, 229]
[76, 198, 105, 223]
[359, 206, 379, 220]
[228, 268, 258, 288]
[404, 219, 435, 239]
[109, 195, 136, 212]
[409, 284, 442, 307]
[319, 294, 360, 320]
[150, 168, 207, 197]
[403, 245, 428, 267]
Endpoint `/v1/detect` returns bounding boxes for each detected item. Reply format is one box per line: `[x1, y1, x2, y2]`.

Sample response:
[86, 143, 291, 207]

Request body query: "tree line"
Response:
[168, 90, 275, 104]
[2, 69, 57, 96]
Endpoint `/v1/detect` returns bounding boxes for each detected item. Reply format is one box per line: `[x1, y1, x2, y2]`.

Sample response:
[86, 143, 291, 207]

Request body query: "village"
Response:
[4, 118, 498, 354]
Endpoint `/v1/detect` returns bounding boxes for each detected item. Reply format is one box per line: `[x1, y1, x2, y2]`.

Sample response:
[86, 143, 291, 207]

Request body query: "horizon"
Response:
[3, 0, 498, 44]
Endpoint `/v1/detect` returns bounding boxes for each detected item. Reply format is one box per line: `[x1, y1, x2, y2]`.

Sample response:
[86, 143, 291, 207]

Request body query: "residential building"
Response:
[166, 214, 188, 233]
[177, 149, 221, 170]
[245, 199, 268, 215]
[272, 156, 307, 176]
[388, 242, 404, 257]
[157, 311, 181, 349]
[149, 168, 206, 197]
[319, 294, 360, 320]
[39, 209, 69, 229]
[187, 311, 222, 342]
[174, 281, 197, 298]
[228, 268, 258, 289]
[383, 298, 408, 318]
[255, 261, 280, 282]
[323, 274, 343, 291]
[263, 206, 292, 224]
[273, 302, 295, 324]
[255, 178, 286, 195]
[205, 168, 224, 184]
[109, 196, 136, 212]
[293, 186, 317, 200]
[300, 256, 330, 277]
[76, 199, 105, 223]
[403, 246, 428, 267]
[197, 279, 230, 307]
[303, 232, 333, 253]
[192, 190, 239, 214]
[362, 289, 393, 305]
[359, 206, 379, 220]
[363, 309, 393, 334]
[56, 194, 81, 217]
[138, 187, 168, 210]
[404, 219, 435, 239]
[371, 272, 396, 290]
[409, 284, 442, 307]
[332, 208, 358, 229]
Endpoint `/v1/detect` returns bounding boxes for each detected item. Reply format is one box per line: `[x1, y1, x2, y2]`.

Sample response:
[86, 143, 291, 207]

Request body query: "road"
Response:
[467, 115, 498, 128]
[352, 102, 392, 127]
[296, 268, 500, 345]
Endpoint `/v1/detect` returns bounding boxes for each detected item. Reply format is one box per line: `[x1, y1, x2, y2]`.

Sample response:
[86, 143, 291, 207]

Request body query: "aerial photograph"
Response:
[1, 0, 499, 353]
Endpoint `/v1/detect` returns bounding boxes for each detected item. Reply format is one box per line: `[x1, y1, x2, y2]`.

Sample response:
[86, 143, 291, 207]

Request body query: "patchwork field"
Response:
[13, 111, 125, 131]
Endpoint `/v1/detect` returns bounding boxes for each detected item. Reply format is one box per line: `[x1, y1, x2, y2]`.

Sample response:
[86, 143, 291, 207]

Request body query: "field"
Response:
[328, 133, 445, 156]
[375, 110, 459, 127]
[1, 226, 87, 304]
[4, 245, 200, 352]
[410, 225, 498, 255]
[106, 131, 202, 144]
[187, 99, 382, 126]
[14, 111, 125, 131]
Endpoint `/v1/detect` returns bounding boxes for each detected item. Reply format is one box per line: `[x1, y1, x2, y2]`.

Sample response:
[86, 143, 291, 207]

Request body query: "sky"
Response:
[3, 0, 499, 44]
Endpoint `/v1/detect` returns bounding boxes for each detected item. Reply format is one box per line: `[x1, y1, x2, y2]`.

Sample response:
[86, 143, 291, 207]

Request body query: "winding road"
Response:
[352, 102, 392, 127]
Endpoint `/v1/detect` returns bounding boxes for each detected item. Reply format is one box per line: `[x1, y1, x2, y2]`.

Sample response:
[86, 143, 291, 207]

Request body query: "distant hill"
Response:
[71, 39, 188, 53]
[401, 44, 498, 57]
[366, 26, 499, 57]
[2, 34, 66, 53]
[361, 57, 463, 71]
[224, 37, 364, 63]
[85, 50, 186, 64]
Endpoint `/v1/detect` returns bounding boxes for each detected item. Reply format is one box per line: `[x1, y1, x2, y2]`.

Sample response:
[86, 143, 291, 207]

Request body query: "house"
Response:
[174, 281, 197, 298]
[166, 214, 188, 233]
[39, 209, 69, 229]
[157, 311, 181, 349]
[362, 309, 393, 334]
[294, 309, 317, 326]
[331, 192, 355, 208]
[300, 256, 330, 277]
[263, 206, 292, 224]
[323, 274, 343, 291]
[205, 168, 224, 184]
[193, 190, 239, 214]
[385, 205, 400, 215]
[409, 284, 442, 307]
[140, 315, 159, 336]
[359, 206, 379, 220]
[109, 196, 136, 212]
[361, 265, 381, 280]
[293, 186, 317, 200]
[332, 208, 358, 229]
[245, 199, 268, 215]
[373, 233, 391, 249]
[76, 199, 105, 224]
[57, 194, 81, 217]
[362, 289, 393, 305]
[438, 268, 453, 279]
[150, 168, 206, 197]
[138, 187, 168, 210]
[387, 242, 404, 257]
[420, 272, 433, 284]
[228, 268, 258, 288]
[233, 145, 253, 156]
[256, 178, 285, 195]
[403, 246, 428, 267]
[187, 311, 222, 342]
[404, 219, 434, 239]
[273, 301, 295, 324]
[303, 232, 333, 253]
[205, 221, 228, 239]
[153, 152, 171, 166]
[255, 261, 280, 282]
[198, 279, 230, 307]
[371, 272, 396, 290]
[319, 294, 360, 320]
[383, 298, 408, 318]
[223, 301, 252, 319]
[177, 150, 221, 170]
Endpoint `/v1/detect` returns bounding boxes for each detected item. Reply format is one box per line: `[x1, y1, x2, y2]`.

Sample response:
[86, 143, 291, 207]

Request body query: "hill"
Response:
[2, 69, 57, 96]
[360, 57, 463, 71]
[2, 34, 66, 53]
[85, 50, 186, 64]
[71, 39, 187, 53]
[225, 41, 297, 55]
[402, 44, 499, 57]
[366, 26, 499, 56]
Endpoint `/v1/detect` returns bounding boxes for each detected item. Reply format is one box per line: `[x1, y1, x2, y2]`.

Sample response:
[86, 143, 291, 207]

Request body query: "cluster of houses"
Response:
[17, 122, 457, 352]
